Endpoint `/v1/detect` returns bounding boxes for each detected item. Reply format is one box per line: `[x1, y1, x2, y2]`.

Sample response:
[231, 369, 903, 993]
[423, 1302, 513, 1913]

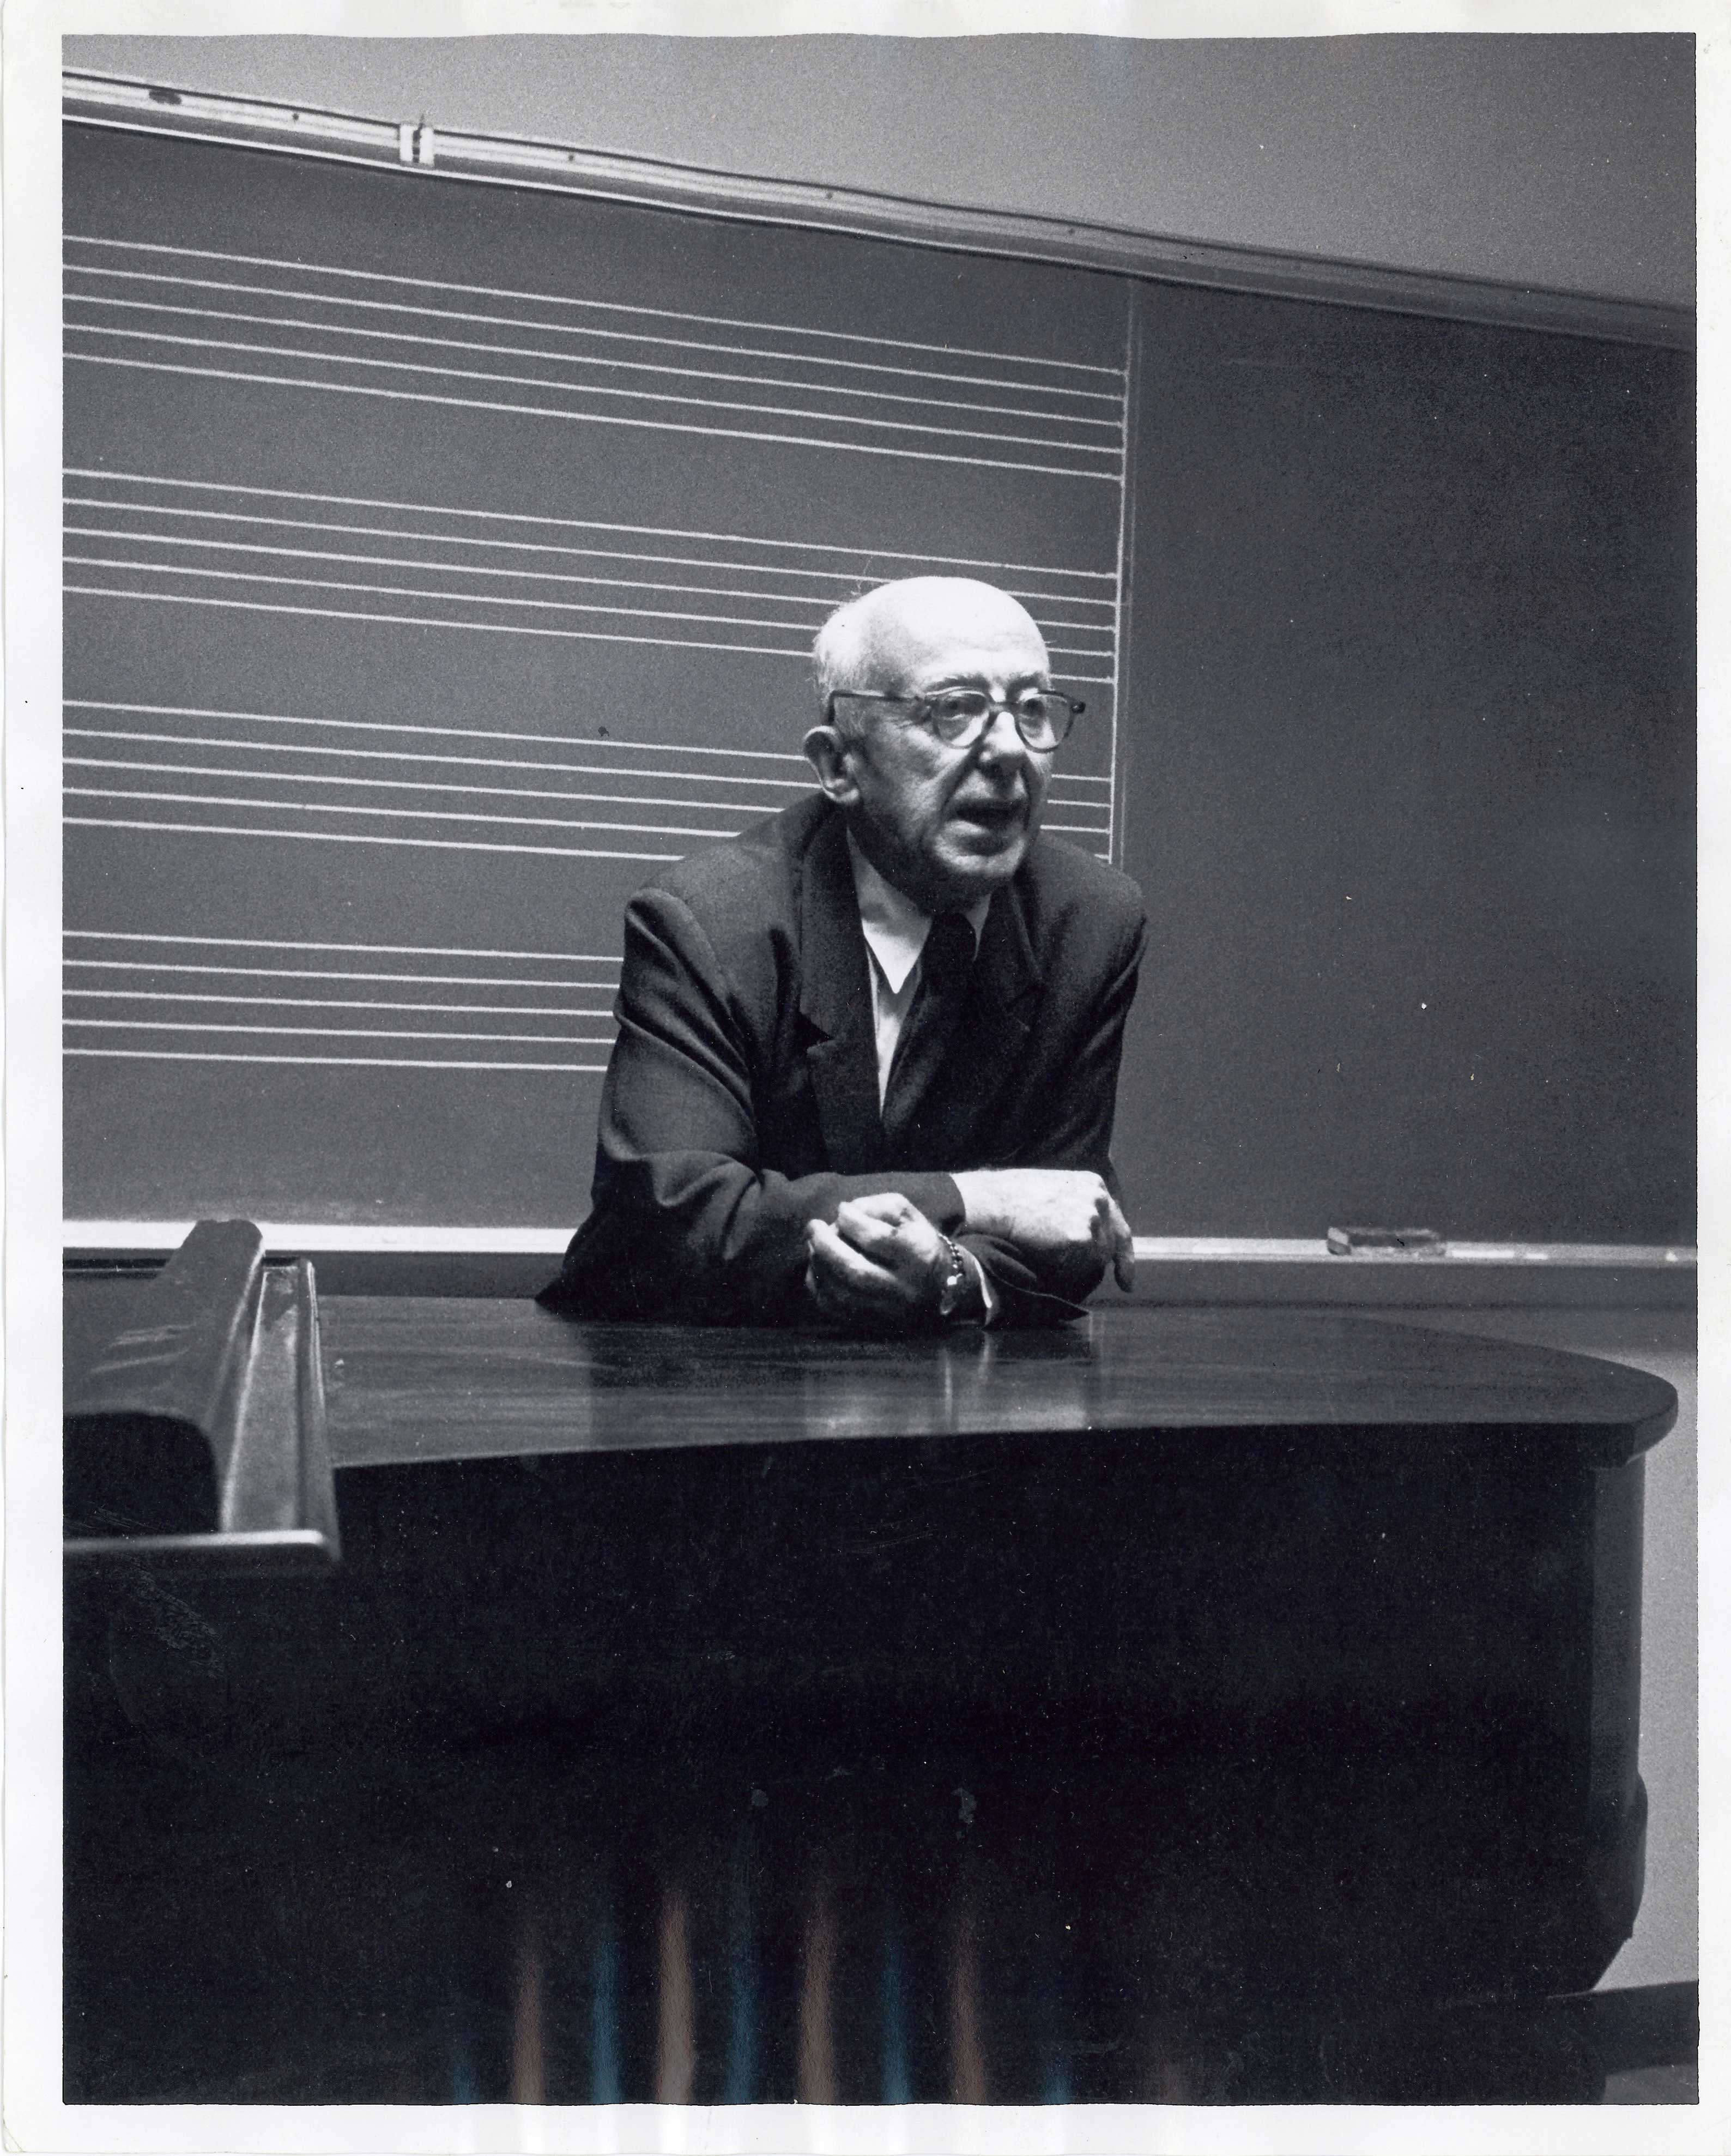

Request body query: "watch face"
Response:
[937, 1251, 967, 1317]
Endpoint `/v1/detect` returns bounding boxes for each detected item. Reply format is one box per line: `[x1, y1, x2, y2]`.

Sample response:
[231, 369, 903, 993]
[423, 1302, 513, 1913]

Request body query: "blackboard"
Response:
[63, 119, 1693, 1244]
[63, 123, 1126, 1229]
[1113, 282, 1693, 1243]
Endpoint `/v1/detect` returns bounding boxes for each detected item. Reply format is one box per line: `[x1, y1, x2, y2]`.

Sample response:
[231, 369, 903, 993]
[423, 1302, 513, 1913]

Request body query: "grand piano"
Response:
[64, 1222, 1682, 2104]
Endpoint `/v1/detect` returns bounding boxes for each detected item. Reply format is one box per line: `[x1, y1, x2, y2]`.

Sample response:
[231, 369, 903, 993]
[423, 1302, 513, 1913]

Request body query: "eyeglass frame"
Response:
[825, 684, 1086, 753]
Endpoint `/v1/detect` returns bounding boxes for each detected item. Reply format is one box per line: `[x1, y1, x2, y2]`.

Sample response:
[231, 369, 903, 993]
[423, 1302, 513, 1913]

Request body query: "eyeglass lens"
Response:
[924, 690, 1075, 749]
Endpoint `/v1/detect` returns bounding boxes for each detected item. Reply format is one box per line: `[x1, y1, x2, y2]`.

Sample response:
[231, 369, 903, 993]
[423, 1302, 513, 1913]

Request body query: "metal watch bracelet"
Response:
[934, 1234, 976, 1323]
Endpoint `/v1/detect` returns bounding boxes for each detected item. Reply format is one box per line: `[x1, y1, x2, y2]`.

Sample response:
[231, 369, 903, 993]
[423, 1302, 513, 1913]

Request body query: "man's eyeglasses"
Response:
[828, 686, 1085, 753]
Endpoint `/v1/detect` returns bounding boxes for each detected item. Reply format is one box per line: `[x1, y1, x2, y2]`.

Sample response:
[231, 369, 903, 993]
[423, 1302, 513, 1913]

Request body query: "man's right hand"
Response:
[951, 1168, 1135, 1292]
[803, 1192, 954, 1330]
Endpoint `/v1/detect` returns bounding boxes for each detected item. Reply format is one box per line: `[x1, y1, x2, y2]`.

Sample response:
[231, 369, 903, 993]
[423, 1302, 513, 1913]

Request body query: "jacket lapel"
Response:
[798, 808, 892, 1173]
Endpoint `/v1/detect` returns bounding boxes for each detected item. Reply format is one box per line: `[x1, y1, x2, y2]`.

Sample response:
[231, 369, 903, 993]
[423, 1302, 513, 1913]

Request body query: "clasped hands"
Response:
[803, 1168, 1135, 1331]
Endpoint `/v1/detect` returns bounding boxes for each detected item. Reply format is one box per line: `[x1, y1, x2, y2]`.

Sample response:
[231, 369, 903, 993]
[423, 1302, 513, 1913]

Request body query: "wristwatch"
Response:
[933, 1235, 975, 1323]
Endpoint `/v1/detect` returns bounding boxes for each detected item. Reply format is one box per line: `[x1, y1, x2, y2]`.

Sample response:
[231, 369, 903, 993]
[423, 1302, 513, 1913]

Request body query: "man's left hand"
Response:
[804, 1193, 951, 1330]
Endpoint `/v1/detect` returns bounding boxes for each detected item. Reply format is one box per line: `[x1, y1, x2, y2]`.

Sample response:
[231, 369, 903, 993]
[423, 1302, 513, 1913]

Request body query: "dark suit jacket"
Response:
[540, 793, 1147, 1324]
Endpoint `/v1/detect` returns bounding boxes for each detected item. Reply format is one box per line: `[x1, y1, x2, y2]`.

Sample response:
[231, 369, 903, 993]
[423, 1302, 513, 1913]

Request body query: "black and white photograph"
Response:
[5, 3, 1710, 2145]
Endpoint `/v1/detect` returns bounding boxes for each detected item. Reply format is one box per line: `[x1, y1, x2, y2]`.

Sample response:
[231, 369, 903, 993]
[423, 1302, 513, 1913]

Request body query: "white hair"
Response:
[810, 590, 880, 712]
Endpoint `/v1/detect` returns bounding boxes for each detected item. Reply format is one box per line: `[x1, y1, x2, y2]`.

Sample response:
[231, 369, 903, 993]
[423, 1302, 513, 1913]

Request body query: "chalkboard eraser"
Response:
[1326, 1226, 1448, 1256]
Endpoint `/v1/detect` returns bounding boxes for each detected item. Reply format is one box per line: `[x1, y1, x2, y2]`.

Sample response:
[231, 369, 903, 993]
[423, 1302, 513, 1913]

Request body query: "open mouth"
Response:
[951, 797, 1026, 831]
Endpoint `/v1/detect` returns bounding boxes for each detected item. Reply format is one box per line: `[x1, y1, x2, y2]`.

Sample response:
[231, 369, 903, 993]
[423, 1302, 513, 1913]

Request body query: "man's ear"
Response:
[804, 724, 860, 805]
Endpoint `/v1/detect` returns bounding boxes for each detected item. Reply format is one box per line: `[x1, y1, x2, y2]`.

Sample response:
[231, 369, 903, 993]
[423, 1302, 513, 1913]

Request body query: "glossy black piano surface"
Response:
[65, 1293, 1678, 2104]
[315, 1297, 1676, 1466]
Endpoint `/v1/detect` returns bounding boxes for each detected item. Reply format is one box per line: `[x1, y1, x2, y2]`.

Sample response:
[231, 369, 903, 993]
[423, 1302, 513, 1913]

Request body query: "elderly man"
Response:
[540, 577, 1147, 1329]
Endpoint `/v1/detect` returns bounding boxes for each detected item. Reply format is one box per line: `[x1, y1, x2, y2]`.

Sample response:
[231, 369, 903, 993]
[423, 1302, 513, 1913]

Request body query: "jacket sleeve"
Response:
[539, 885, 966, 1323]
[955, 907, 1149, 1324]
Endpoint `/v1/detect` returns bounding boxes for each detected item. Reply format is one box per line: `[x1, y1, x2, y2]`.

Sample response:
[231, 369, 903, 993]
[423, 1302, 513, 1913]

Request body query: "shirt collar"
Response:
[845, 833, 990, 995]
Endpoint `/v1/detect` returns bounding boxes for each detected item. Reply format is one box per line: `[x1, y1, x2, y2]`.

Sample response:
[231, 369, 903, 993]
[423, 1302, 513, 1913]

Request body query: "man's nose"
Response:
[975, 704, 1030, 763]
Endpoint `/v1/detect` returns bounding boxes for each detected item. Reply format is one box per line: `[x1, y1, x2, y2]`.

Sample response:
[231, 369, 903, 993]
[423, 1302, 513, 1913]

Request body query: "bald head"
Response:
[813, 578, 1050, 714]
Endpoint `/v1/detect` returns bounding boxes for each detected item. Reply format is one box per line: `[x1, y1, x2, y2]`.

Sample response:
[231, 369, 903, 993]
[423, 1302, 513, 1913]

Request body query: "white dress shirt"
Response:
[845, 836, 996, 1321]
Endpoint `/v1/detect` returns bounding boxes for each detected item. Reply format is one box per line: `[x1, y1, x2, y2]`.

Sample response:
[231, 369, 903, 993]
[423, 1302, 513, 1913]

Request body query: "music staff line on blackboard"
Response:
[62, 518, 1117, 663]
[68, 758, 1107, 829]
[69, 352, 1118, 483]
[64, 699, 1116, 789]
[64, 690, 1115, 862]
[65, 813, 688, 863]
[64, 520, 1119, 638]
[69, 802, 1111, 850]
[66, 467, 1125, 591]
[65, 555, 1114, 658]
[65, 232, 1125, 384]
[65, 930, 623, 1073]
[65, 1051, 612, 1071]
[65, 931, 625, 961]
[68, 575, 1116, 674]
[68, 288, 1125, 434]
[68, 331, 1123, 460]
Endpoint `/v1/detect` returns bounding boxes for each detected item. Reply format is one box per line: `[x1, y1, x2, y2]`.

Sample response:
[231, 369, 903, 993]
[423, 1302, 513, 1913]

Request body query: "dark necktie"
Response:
[881, 911, 976, 1154]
